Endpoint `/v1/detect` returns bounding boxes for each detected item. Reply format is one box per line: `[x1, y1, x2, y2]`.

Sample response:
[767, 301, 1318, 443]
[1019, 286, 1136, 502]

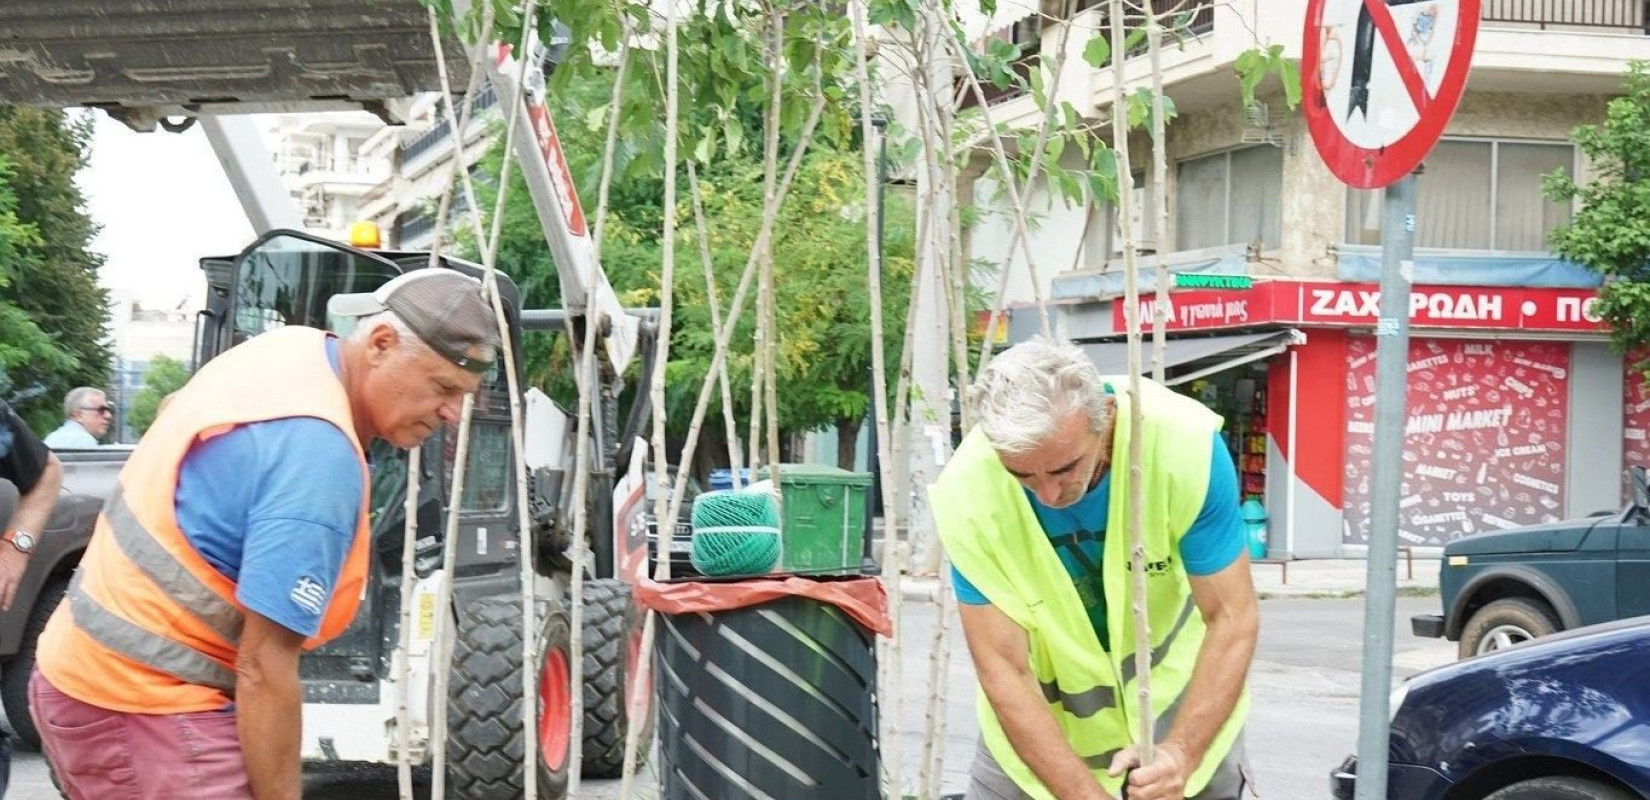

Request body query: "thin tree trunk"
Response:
[394, 445, 420, 800]
[658, 91, 827, 534]
[750, 9, 785, 477]
[427, 395, 475, 800]
[687, 162, 745, 483]
[937, 7, 1081, 375]
[1110, 0, 1155, 768]
[419, 8, 496, 798]
[1148, 0, 1171, 382]
[849, 6, 911, 795]
[620, 6, 681, 795]
[836, 416, 862, 471]
[592, 37, 633, 261]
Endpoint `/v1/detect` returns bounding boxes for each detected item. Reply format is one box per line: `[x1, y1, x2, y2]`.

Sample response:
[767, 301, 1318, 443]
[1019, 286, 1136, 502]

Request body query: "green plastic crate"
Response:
[776, 463, 871, 574]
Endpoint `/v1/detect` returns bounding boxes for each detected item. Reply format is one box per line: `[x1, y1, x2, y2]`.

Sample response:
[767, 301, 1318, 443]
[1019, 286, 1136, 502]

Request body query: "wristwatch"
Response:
[4, 530, 37, 554]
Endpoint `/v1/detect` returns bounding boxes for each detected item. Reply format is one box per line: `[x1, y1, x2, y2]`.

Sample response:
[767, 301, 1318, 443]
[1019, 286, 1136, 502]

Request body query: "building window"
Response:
[1081, 171, 1158, 269]
[1345, 139, 1574, 251]
[1174, 146, 1284, 251]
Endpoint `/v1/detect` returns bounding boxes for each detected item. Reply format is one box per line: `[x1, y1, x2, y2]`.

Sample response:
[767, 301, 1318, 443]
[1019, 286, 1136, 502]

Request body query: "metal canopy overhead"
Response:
[1078, 329, 1303, 386]
[0, 0, 470, 130]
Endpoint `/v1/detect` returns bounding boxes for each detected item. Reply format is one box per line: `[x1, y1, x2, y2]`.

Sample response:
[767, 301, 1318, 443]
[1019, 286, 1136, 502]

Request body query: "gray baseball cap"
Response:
[328, 269, 502, 374]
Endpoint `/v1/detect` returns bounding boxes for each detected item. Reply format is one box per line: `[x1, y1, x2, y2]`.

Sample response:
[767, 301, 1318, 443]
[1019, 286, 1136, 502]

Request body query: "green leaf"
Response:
[584, 103, 609, 133]
[694, 127, 716, 163]
[1083, 35, 1111, 69]
[1280, 58, 1303, 109]
[1126, 89, 1151, 128]
[1123, 27, 1148, 54]
[1090, 146, 1119, 203]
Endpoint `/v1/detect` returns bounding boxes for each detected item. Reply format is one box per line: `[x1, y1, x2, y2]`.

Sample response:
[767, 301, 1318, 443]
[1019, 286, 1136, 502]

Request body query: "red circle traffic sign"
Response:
[1302, 0, 1480, 189]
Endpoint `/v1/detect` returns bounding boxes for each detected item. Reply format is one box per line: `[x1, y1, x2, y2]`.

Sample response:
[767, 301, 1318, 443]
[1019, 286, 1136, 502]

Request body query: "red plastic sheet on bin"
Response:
[633, 576, 893, 638]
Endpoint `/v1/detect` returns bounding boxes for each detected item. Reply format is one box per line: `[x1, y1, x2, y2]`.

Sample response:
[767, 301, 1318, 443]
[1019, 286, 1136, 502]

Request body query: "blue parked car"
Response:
[1332, 616, 1650, 800]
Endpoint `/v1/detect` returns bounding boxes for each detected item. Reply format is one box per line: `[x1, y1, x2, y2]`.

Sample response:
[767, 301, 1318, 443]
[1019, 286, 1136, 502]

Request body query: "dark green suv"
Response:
[1412, 467, 1650, 659]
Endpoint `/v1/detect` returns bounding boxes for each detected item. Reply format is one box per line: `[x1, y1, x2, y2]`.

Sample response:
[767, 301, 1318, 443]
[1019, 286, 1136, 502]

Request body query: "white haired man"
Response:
[42, 387, 113, 448]
[932, 336, 1257, 800]
[30, 269, 500, 800]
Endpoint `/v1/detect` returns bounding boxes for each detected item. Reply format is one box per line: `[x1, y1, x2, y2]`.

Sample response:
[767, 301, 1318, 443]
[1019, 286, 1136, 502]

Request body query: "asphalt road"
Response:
[6, 595, 1454, 799]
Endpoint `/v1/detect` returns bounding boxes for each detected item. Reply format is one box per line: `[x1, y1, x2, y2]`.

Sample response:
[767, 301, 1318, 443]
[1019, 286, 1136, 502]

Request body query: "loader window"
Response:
[443, 421, 510, 513]
[366, 441, 410, 532]
[232, 232, 401, 343]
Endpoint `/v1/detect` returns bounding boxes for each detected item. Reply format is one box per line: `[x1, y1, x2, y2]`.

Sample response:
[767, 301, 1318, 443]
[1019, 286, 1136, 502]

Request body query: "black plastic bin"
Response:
[654, 593, 880, 800]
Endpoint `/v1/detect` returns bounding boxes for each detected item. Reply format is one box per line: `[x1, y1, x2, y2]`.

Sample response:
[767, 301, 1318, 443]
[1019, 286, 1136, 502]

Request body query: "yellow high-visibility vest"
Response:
[933, 378, 1249, 799]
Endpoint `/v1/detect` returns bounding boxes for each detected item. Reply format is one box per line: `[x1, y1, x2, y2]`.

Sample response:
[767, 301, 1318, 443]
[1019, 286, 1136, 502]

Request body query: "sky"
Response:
[75, 111, 259, 311]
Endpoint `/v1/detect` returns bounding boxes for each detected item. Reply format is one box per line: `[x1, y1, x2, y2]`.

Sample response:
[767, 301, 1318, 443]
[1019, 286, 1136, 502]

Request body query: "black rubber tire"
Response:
[447, 596, 571, 800]
[2, 577, 67, 749]
[580, 579, 654, 777]
[1459, 597, 1559, 659]
[656, 595, 879, 799]
[1484, 776, 1635, 800]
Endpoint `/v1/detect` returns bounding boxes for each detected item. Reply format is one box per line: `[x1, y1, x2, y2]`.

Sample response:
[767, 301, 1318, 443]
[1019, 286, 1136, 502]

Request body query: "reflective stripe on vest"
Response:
[1119, 594, 1196, 685]
[1037, 594, 1196, 718]
[1076, 692, 1190, 770]
[67, 572, 237, 693]
[104, 487, 244, 645]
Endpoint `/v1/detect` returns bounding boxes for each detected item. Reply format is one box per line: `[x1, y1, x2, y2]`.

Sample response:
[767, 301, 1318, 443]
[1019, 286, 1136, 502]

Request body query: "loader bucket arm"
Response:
[0, 0, 466, 130]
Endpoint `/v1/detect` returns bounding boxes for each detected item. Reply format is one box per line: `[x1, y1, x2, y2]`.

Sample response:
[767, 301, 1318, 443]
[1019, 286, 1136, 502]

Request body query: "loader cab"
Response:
[195, 229, 533, 699]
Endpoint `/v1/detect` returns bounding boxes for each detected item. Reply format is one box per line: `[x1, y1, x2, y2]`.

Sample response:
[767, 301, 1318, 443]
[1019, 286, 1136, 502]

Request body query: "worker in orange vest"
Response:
[30, 269, 501, 800]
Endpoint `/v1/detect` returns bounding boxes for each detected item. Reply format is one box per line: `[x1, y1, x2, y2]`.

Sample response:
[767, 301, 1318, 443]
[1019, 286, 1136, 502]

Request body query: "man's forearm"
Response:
[237, 656, 303, 800]
[11, 455, 62, 535]
[982, 667, 1113, 800]
[1163, 610, 1258, 766]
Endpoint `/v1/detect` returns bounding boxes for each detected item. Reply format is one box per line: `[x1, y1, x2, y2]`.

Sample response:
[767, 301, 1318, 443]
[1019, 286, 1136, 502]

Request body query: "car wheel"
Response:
[1484, 776, 1635, 800]
[1, 576, 68, 748]
[1459, 597, 1558, 659]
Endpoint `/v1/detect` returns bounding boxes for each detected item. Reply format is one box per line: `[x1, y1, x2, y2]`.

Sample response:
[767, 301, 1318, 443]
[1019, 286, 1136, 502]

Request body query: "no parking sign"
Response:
[1302, 0, 1480, 188]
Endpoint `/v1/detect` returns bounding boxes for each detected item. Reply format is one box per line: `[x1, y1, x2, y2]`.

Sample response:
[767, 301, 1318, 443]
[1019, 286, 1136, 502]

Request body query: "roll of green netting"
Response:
[690, 486, 782, 576]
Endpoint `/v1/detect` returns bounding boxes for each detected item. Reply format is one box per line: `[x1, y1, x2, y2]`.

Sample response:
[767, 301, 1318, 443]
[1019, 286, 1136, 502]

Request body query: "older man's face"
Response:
[997, 409, 1111, 509]
[74, 392, 113, 438]
[361, 331, 486, 449]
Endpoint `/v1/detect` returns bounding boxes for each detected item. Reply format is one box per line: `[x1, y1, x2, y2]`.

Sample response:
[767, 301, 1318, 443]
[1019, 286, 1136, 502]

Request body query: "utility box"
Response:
[778, 464, 871, 574]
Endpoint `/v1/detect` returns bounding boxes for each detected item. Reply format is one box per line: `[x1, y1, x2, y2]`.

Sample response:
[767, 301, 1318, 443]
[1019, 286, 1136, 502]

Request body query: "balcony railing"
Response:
[1482, 0, 1647, 32]
[960, 0, 1216, 109]
[1106, 0, 1216, 56]
[401, 84, 499, 165]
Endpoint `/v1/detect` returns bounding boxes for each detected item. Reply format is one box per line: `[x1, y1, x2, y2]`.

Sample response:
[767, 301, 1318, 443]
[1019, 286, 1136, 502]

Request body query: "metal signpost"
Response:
[1301, 2, 1480, 798]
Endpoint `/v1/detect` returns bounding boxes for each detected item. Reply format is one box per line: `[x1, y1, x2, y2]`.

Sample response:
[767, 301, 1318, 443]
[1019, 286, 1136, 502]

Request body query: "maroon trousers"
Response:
[29, 669, 253, 800]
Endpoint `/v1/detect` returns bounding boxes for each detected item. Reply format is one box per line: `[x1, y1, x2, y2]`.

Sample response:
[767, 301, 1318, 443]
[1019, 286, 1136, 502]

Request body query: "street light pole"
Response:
[862, 112, 888, 574]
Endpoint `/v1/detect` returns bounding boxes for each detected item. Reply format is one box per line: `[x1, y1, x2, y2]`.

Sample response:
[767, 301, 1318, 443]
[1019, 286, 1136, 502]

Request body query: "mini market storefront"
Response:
[1074, 278, 1635, 558]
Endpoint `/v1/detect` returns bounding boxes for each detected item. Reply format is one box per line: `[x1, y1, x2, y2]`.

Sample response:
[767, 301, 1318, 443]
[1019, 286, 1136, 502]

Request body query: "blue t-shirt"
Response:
[952, 432, 1243, 648]
[173, 338, 365, 638]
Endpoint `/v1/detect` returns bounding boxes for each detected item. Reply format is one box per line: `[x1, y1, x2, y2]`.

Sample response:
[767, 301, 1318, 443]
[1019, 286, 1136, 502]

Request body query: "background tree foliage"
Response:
[0, 156, 77, 418]
[0, 108, 111, 432]
[455, 3, 917, 472]
[1544, 61, 1650, 377]
[124, 354, 191, 437]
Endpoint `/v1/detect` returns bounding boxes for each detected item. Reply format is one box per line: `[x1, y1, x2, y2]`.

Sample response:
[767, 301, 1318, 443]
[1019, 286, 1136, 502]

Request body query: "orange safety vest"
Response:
[37, 326, 373, 714]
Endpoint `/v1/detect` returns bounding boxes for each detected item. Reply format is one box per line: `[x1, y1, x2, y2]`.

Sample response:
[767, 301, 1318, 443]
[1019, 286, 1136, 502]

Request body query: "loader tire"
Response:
[447, 596, 571, 800]
[581, 579, 654, 777]
[2, 577, 67, 749]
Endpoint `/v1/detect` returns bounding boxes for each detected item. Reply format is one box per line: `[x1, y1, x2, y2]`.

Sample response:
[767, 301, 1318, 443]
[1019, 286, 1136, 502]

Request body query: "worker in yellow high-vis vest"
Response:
[933, 337, 1259, 800]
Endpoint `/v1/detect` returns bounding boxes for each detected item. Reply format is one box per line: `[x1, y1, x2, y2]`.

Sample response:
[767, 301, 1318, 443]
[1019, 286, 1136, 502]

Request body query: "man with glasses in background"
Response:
[42, 387, 113, 448]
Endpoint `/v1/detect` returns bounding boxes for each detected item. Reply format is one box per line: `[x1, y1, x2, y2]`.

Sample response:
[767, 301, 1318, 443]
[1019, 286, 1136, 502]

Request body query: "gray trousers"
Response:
[965, 734, 1251, 800]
